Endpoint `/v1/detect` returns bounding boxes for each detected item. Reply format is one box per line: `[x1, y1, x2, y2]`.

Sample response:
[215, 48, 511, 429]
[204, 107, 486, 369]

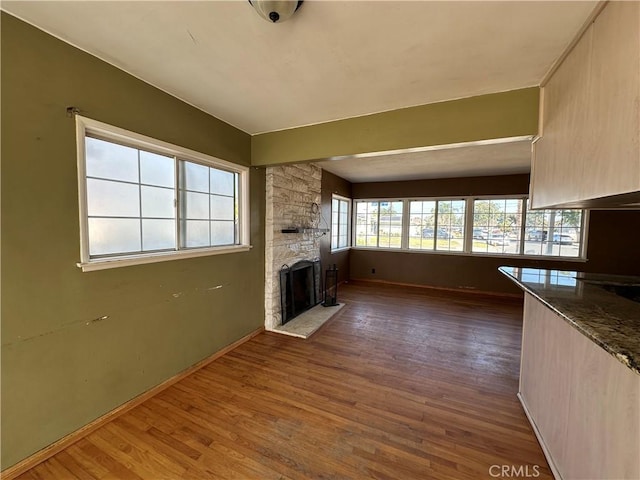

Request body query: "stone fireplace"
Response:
[264, 163, 323, 331]
[279, 259, 322, 325]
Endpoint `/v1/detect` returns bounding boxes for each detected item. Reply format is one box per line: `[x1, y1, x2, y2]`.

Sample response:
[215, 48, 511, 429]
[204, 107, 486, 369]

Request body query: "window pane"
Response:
[339, 200, 348, 224]
[85, 137, 138, 183]
[355, 201, 378, 247]
[183, 191, 209, 219]
[472, 199, 523, 255]
[332, 200, 339, 248]
[142, 219, 175, 251]
[183, 161, 209, 193]
[87, 179, 140, 217]
[210, 195, 235, 220]
[180, 162, 239, 242]
[331, 197, 350, 250]
[557, 210, 582, 258]
[211, 221, 235, 245]
[88, 218, 141, 256]
[524, 202, 582, 257]
[210, 169, 235, 196]
[140, 151, 175, 187]
[436, 200, 465, 252]
[409, 200, 436, 250]
[378, 201, 403, 249]
[183, 220, 209, 248]
[141, 186, 175, 219]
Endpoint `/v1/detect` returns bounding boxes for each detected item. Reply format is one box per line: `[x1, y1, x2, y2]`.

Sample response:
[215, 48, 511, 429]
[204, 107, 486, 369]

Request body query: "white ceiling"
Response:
[3, 1, 597, 182]
[3, 0, 597, 136]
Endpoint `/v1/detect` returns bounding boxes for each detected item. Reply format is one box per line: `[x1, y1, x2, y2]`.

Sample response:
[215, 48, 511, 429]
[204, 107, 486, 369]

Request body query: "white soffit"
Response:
[2, 1, 597, 134]
[315, 138, 533, 183]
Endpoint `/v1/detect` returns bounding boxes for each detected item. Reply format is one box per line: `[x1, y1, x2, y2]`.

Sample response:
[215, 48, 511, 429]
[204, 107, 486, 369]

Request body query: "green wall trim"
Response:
[251, 87, 539, 166]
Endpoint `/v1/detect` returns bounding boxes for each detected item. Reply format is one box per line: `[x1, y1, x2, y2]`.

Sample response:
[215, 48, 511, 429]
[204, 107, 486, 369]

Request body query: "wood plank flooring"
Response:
[17, 281, 551, 479]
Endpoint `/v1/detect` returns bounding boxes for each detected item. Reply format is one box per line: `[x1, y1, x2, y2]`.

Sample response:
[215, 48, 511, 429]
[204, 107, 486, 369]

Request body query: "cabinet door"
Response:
[530, 27, 593, 209]
[583, 0, 640, 199]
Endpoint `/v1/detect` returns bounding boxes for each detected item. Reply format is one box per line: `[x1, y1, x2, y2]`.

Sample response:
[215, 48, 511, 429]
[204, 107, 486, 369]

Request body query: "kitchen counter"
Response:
[499, 266, 640, 375]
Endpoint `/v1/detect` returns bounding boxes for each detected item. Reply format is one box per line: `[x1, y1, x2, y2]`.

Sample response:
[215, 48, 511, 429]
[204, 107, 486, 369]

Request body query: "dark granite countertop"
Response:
[499, 266, 640, 376]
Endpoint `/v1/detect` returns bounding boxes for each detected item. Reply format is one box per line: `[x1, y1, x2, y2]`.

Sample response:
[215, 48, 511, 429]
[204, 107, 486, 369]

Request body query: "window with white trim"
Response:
[523, 201, 584, 258]
[471, 198, 524, 255]
[408, 199, 466, 252]
[353, 197, 587, 259]
[355, 200, 403, 248]
[331, 195, 351, 251]
[76, 116, 249, 271]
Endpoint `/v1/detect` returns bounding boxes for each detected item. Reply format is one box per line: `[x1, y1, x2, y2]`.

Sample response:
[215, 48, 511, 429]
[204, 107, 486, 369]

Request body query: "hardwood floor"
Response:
[17, 281, 551, 480]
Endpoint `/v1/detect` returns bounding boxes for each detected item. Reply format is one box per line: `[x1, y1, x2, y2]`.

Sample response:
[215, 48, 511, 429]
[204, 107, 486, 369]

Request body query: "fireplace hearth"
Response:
[280, 260, 322, 325]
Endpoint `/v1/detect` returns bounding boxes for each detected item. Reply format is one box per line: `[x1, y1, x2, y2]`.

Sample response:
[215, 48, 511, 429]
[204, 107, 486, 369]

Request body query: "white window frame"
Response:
[331, 194, 352, 252]
[76, 116, 250, 272]
[406, 197, 468, 253]
[352, 197, 589, 261]
[469, 195, 529, 255]
[353, 198, 405, 250]
[518, 198, 589, 259]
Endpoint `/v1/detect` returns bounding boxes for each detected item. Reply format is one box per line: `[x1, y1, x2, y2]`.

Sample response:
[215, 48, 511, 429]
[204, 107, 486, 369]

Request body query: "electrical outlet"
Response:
[371, 268, 376, 274]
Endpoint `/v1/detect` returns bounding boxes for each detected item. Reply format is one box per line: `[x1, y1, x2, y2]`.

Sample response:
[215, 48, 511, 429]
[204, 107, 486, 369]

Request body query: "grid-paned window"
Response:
[179, 161, 238, 248]
[523, 201, 583, 258]
[85, 137, 177, 256]
[435, 199, 465, 252]
[408, 200, 465, 251]
[354, 197, 586, 259]
[77, 116, 248, 271]
[472, 198, 524, 255]
[331, 195, 350, 250]
[409, 200, 436, 250]
[355, 201, 403, 248]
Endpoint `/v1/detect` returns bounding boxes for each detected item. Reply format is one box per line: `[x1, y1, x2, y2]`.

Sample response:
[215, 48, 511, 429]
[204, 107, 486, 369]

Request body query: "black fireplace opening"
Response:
[280, 260, 321, 325]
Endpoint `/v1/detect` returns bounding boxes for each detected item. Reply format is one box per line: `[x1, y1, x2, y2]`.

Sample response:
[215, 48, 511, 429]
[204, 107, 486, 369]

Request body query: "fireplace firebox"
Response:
[280, 260, 322, 325]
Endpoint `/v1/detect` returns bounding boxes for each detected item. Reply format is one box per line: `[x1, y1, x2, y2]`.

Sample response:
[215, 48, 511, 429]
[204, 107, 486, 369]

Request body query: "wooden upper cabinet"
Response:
[585, 1, 640, 200]
[530, 1, 640, 209]
[531, 26, 593, 208]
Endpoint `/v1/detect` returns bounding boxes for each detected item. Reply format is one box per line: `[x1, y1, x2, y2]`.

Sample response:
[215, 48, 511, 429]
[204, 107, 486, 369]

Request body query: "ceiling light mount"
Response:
[249, 0, 303, 23]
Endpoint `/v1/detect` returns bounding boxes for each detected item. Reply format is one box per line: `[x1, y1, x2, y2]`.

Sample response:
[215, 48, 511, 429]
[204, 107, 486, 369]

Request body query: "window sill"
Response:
[350, 246, 588, 262]
[330, 246, 351, 253]
[77, 245, 252, 272]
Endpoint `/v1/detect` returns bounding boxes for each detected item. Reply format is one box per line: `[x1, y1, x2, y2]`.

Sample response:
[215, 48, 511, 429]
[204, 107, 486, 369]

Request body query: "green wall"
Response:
[252, 87, 539, 165]
[1, 13, 265, 469]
